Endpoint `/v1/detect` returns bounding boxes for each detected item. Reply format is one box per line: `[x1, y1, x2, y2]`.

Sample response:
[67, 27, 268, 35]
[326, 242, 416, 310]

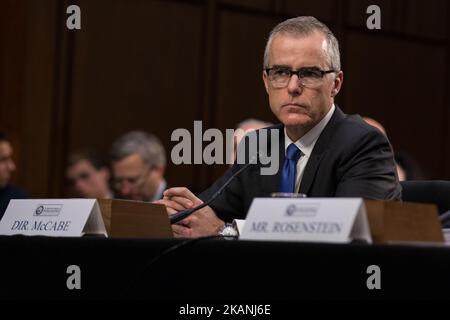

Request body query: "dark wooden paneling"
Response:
[211, 10, 279, 180]
[444, 3, 450, 179]
[347, 0, 403, 32]
[0, 0, 61, 197]
[284, 0, 335, 22]
[344, 32, 447, 178]
[69, 0, 205, 190]
[2, 0, 450, 198]
[0, 0, 28, 186]
[215, 11, 278, 129]
[403, 0, 448, 40]
[347, 0, 448, 40]
[220, 0, 272, 11]
[21, 0, 61, 197]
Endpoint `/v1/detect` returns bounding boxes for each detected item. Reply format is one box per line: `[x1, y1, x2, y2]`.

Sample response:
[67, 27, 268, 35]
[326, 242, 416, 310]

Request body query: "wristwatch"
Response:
[218, 222, 239, 237]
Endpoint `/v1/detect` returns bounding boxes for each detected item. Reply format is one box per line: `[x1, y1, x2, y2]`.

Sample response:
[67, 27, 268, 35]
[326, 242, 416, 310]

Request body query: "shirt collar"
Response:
[150, 179, 167, 202]
[284, 104, 335, 158]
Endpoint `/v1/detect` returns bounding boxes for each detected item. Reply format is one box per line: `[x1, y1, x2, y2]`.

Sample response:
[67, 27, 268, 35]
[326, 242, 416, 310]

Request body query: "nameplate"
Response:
[233, 219, 246, 235]
[240, 198, 372, 243]
[0, 199, 107, 237]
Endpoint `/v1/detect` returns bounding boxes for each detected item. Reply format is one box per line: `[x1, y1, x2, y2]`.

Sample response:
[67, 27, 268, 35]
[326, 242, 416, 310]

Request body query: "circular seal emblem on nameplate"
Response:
[35, 205, 44, 216]
[286, 204, 296, 216]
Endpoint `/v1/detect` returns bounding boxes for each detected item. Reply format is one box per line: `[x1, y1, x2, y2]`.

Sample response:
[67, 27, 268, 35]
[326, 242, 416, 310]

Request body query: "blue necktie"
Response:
[279, 143, 302, 193]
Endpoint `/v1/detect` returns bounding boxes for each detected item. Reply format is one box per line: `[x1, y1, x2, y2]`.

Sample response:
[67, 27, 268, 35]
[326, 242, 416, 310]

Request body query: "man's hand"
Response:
[154, 187, 225, 238]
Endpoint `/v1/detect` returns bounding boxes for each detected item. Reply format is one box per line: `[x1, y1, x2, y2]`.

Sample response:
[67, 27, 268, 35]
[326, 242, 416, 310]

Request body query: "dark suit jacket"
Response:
[199, 106, 402, 222]
[0, 184, 30, 220]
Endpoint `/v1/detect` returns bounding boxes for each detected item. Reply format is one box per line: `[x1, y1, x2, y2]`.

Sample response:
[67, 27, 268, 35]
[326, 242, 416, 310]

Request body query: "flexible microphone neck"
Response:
[169, 156, 258, 224]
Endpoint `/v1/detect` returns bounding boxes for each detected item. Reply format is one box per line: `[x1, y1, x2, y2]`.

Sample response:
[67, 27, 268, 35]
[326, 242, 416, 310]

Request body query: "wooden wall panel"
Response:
[0, 0, 61, 197]
[22, 0, 67, 197]
[347, 0, 405, 32]
[211, 10, 279, 180]
[69, 0, 205, 191]
[1, 0, 449, 198]
[284, 0, 335, 22]
[347, 0, 447, 40]
[0, 0, 28, 186]
[402, 0, 447, 40]
[220, 0, 272, 11]
[215, 11, 279, 129]
[344, 32, 447, 178]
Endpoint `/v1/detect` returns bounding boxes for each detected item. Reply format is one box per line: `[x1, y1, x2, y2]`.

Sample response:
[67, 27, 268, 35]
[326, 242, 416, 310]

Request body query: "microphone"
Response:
[169, 154, 260, 224]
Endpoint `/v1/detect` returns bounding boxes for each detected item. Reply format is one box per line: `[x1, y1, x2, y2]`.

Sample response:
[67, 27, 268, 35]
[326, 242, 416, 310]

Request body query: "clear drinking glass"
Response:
[270, 192, 307, 198]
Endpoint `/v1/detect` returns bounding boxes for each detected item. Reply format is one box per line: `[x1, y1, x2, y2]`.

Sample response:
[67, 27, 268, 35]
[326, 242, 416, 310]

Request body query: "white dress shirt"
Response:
[150, 179, 167, 202]
[284, 104, 335, 193]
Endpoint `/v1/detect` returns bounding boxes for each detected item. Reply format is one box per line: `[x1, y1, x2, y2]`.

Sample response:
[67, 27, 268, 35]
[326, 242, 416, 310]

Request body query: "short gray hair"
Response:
[110, 131, 166, 168]
[263, 16, 341, 71]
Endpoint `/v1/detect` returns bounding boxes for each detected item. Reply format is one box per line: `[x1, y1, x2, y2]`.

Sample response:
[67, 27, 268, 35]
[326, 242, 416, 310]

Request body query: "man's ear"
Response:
[262, 70, 270, 94]
[331, 71, 344, 97]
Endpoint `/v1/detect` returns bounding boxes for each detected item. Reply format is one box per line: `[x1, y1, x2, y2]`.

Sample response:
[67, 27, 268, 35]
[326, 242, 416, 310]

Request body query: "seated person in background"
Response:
[0, 132, 29, 219]
[66, 149, 113, 199]
[362, 117, 425, 181]
[158, 16, 401, 237]
[394, 151, 425, 181]
[362, 117, 386, 136]
[231, 119, 274, 164]
[110, 131, 167, 201]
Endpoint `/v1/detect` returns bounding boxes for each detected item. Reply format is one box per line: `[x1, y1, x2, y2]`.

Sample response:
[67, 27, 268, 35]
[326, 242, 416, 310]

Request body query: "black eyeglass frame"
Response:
[264, 67, 336, 79]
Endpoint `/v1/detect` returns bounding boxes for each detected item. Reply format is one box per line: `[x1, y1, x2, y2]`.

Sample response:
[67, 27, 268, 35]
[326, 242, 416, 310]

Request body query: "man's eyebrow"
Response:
[270, 64, 290, 69]
[301, 66, 321, 70]
[270, 65, 321, 70]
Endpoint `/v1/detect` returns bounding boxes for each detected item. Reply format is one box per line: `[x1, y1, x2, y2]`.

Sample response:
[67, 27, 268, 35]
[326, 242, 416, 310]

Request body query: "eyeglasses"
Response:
[265, 66, 335, 89]
[112, 168, 150, 190]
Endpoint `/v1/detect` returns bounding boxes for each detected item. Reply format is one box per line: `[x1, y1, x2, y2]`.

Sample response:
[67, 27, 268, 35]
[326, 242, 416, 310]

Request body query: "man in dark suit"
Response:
[157, 16, 401, 237]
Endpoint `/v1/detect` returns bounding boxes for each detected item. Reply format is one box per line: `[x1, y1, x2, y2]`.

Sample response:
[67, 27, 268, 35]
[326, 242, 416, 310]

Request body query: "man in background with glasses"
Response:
[158, 16, 401, 237]
[110, 131, 167, 202]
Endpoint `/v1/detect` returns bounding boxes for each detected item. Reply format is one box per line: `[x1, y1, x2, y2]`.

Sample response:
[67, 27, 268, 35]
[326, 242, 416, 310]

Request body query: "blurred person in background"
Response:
[110, 131, 167, 201]
[363, 116, 425, 181]
[394, 151, 425, 181]
[0, 132, 29, 219]
[66, 149, 113, 199]
[231, 119, 274, 164]
[362, 117, 386, 136]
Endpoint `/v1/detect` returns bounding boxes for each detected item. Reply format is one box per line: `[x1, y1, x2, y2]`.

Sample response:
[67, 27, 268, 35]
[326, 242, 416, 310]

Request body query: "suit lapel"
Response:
[257, 107, 345, 195]
[299, 106, 345, 195]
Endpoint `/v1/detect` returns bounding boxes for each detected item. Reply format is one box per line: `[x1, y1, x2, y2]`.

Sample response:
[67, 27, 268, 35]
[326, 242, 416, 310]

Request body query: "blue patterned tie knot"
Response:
[279, 143, 302, 193]
[286, 143, 302, 161]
